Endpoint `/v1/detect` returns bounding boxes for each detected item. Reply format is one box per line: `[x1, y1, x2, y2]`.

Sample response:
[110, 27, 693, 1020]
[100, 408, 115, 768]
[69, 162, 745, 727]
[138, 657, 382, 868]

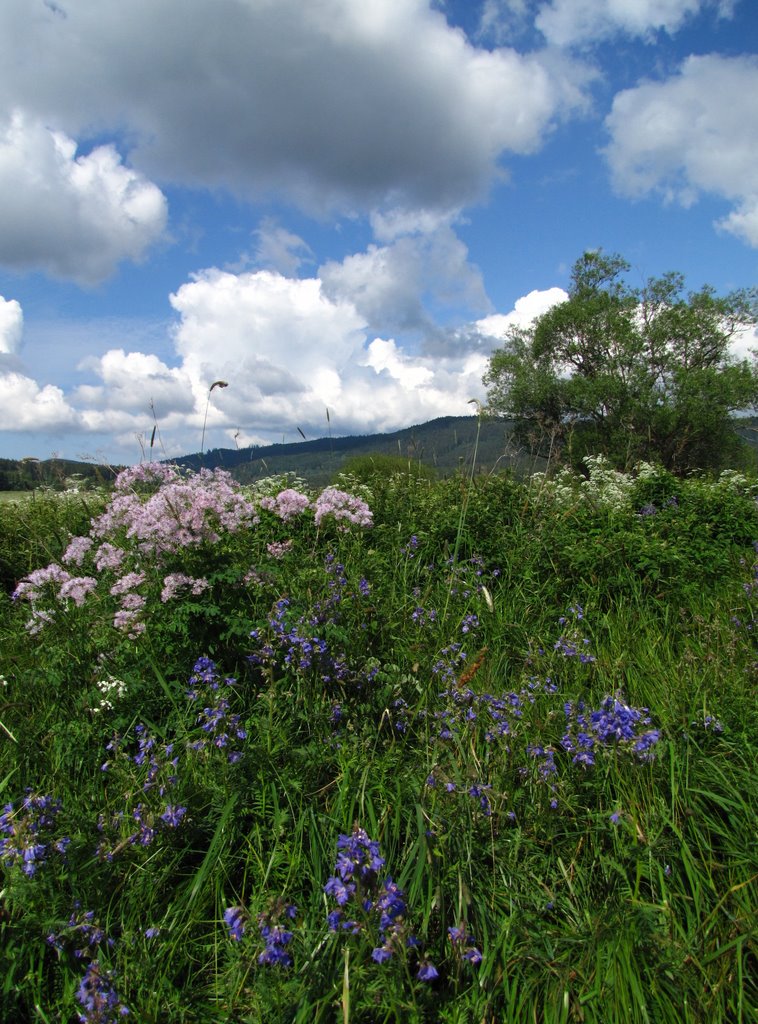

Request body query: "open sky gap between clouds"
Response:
[0, 0, 756, 461]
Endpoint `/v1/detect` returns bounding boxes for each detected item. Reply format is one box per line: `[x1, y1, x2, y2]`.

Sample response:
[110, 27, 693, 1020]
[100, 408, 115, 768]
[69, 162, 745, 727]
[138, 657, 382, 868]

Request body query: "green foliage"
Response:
[0, 490, 107, 596]
[1, 465, 757, 1021]
[484, 250, 758, 473]
[338, 452, 437, 485]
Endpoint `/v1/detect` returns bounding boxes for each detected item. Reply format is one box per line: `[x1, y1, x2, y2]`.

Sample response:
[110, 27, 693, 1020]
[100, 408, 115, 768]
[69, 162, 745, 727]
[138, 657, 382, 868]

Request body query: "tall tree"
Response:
[484, 252, 758, 473]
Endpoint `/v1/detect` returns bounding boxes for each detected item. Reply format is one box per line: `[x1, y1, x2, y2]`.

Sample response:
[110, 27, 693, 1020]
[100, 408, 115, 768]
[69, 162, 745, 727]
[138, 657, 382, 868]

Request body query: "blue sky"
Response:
[0, 0, 757, 464]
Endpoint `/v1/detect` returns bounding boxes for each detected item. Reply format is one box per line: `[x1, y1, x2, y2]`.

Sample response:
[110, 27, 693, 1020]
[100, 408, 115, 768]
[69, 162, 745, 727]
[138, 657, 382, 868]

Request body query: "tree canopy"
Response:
[484, 252, 758, 473]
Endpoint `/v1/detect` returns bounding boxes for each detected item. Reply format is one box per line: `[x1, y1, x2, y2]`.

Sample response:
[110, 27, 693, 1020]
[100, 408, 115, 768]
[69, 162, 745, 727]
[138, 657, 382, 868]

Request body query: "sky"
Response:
[0, 0, 757, 465]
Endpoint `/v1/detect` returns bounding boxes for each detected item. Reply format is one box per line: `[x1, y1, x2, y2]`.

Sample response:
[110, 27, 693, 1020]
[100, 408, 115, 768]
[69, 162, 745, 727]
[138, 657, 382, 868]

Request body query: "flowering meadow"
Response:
[0, 460, 757, 1022]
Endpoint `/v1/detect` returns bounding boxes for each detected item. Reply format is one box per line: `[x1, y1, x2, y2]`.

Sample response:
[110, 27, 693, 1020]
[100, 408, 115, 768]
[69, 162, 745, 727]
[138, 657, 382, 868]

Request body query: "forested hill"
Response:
[174, 415, 522, 485]
[4, 413, 758, 491]
[0, 416, 519, 490]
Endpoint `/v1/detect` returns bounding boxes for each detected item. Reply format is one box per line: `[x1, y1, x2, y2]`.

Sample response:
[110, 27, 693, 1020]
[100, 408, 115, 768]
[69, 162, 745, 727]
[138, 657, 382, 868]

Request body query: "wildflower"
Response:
[266, 540, 294, 559]
[90, 677, 127, 714]
[160, 573, 209, 602]
[314, 488, 373, 528]
[92, 463, 259, 556]
[324, 875, 355, 906]
[257, 905, 297, 968]
[186, 659, 247, 764]
[324, 828, 423, 964]
[257, 923, 294, 966]
[94, 543, 126, 572]
[76, 961, 129, 1022]
[417, 961, 439, 981]
[160, 805, 187, 828]
[460, 613, 479, 634]
[223, 906, 246, 941]
[448, 924, 482, 966]
[13, 562, 71, 602]
[57, 577, 97, 606]
[563, 693, 660, 763]
[259, 488, 311, 521]
[63, 536, 93, 566]
[0, 791, 66, 878]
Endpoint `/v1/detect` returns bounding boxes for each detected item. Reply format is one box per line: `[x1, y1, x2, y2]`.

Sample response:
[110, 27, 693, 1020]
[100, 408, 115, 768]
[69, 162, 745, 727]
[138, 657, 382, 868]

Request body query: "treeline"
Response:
[0, 458, 119, 492]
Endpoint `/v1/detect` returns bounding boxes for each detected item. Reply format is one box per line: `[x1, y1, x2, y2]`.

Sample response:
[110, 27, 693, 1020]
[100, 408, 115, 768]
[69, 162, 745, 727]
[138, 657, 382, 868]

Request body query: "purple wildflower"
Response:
[417, 961, 439, 981]
[223, 906, 247, 941]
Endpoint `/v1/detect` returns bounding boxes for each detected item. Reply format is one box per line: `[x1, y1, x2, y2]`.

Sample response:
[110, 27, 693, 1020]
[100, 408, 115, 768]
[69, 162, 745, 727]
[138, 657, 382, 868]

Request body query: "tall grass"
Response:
[0, 462, 756, 1022]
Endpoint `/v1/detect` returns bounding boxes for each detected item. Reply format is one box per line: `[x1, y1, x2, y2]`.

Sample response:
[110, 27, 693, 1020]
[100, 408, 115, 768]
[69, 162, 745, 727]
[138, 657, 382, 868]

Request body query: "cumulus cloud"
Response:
[251, 219, 314, 276]
[0, 296, 23, 355]
[0, 0, 588, 221]
[164, 264, 493, 446]
[0, 372, 79, 431]
[0, 245, 571, 455]
[318, 227, 491, 336]
[536, 0, 724, 47]
[474, 287, 569, 339]
[74, 350, 194, 415]
[604, 54, 758, 246]
[161, 262, 565, 450]
[0, 295, 82, 433]
[0, 111, 167, 284]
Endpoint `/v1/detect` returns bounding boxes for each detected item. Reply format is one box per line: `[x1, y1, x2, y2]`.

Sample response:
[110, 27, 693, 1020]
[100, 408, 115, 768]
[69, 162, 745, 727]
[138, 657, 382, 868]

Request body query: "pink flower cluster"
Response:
[266, 540, 294, 560]
[94, 543, 126, 572]
[13, 564, 97, 609]
[160, 574, 210, 603]
[63, 536, 93, 566]
[91, 464, 259, 556]
[13, 564, 98, 634]
[314, 488, 373, 529]
[259, 488, 311, 521]
[13, 463, 373, 640]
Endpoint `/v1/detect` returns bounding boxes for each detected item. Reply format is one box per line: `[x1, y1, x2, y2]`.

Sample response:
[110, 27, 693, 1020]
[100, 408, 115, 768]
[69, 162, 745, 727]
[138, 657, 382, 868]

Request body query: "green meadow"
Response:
[0, 457, 756, 1022]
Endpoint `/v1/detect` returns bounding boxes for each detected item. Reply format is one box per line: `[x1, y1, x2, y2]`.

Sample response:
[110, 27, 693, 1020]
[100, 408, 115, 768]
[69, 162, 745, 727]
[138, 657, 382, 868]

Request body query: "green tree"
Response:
[484, 251, 758, 473]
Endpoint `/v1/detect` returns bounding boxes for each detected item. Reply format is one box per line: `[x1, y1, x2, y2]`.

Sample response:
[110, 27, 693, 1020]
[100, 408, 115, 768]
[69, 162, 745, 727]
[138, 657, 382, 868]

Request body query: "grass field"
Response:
[1, 460, 756, 1022]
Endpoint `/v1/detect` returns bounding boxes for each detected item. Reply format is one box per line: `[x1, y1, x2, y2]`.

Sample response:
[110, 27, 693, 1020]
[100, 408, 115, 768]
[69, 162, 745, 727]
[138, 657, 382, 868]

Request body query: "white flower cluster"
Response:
[715, 469, 756, 494]
[530, 455, 661, 512]
[90, 676, 127, 714]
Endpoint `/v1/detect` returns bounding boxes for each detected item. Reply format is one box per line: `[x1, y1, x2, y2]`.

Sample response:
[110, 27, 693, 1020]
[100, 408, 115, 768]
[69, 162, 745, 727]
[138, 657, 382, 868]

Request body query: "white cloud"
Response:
[0, 0, 588, 221]
[717, 199, 758, 249]
[730, 323, 758, 363]
[159, 262, 565, 450]
[0, 296, 79, 435]
[536, 0, 720, 46]
[319, 227, 491, 335]
[604, 55, 758, 246]
[0, 372, 78, 431]
[0, 296, 23, 355]
[475, 287, 568, 338]
[0, 248, 573, 455]
[0, 111, 168, 284]
[74, 350, 194, 415]
[364, 338, 436, 388]
[165, 263, 491, 445]
[251, 218, 314, 276]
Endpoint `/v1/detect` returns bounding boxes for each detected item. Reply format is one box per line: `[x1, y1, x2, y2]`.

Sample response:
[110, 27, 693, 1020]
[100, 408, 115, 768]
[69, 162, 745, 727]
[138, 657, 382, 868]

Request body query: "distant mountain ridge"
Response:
[0, 416, 520, 490]
[173, 415, 522, 486]
[3, 413, 758, 491]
